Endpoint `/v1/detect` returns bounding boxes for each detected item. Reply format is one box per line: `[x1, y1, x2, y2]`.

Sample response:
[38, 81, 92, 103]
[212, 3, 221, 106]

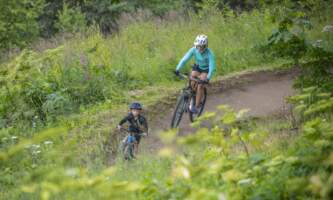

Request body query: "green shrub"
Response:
[55, 3, 87, 33]
[0, 0, 45, 50]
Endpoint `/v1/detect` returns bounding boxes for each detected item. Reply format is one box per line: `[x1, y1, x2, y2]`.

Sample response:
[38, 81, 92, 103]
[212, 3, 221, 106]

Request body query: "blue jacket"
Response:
[176, 47, 216, 80]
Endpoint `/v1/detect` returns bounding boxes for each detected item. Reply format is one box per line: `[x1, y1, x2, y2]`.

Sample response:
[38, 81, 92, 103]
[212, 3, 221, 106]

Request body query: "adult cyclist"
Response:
[175, 34, 216, 113]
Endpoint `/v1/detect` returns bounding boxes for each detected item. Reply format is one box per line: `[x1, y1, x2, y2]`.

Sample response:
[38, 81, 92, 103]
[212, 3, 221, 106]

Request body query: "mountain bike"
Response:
[118, 128, 147, 160]
[171, 73, 208, 128]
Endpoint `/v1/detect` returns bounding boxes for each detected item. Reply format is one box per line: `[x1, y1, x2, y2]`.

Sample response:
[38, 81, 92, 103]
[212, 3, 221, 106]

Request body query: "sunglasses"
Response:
[196, 45, 206, 50]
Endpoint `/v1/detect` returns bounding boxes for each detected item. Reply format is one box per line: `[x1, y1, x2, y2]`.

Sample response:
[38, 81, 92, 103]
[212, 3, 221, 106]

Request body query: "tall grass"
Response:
[0, 9, 278, 130]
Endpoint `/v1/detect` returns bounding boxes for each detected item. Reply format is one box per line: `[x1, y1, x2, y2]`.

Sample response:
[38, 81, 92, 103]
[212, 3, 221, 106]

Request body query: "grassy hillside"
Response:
[1, 2, 333, 199]
[0, 10, 280, 129]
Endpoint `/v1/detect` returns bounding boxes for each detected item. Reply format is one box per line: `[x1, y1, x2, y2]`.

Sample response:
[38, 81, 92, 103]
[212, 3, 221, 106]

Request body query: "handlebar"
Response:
[118, 127, 130, 133]
[176, 73, 209, 84]
[118, 127, 148, 136]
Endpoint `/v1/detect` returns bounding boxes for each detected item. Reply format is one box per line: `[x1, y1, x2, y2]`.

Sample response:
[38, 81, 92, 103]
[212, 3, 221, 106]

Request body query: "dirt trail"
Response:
[138, 68, 298, 156]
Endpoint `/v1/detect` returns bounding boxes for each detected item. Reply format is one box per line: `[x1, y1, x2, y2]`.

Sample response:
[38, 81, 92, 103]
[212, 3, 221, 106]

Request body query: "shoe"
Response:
[190, 106, 199, 114]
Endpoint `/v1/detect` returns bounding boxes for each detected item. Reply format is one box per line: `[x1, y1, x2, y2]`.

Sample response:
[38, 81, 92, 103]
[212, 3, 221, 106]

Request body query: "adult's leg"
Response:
[196, 73, 208, 108]
[191, 70, 200, 90]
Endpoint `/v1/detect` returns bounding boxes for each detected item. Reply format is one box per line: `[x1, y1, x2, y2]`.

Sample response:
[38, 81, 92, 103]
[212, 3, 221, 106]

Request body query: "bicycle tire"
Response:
[171, 92, 188, 128]
[124, 143, 135, 160]
[189, 87, 207, 122]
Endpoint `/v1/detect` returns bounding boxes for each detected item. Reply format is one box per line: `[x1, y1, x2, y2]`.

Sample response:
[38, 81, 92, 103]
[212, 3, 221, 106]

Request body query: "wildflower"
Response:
[65, 168, 78, 177]
[80, 53, 88, 66]
[238, 178, 252, 185]
[218, 193, 227, 200]
[322, 25, 333, 32]
[32, 144, 40, 149]
[312, 40, 322, 48]
[44, 140, 53, 145]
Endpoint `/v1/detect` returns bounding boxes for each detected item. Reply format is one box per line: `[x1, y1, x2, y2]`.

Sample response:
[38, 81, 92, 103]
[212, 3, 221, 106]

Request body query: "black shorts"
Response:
[134, 133, 142, 144]
[192, 64, 209, 74]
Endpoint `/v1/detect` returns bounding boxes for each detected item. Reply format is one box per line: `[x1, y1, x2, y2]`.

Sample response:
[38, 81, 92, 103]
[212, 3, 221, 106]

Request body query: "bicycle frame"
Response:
[171, 73, 208, 128]
[118, 127, 146, 160]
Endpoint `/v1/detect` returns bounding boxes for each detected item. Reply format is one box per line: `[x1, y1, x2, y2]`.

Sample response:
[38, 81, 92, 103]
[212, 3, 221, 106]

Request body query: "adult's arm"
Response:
[207, 51, 216, 80]
[176, 47, 195, 71]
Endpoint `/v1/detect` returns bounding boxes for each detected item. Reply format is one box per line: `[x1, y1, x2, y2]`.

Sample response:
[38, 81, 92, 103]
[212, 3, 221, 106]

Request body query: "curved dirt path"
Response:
[139, 68, 298, 155]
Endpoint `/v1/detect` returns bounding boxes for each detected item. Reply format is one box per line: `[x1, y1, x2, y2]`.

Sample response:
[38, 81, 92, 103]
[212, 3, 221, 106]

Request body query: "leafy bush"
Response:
[289, 86, 333, 123]
[0, 0, 44, 50]
[56, 3, 87, 33]
[261, 5, 333, 89]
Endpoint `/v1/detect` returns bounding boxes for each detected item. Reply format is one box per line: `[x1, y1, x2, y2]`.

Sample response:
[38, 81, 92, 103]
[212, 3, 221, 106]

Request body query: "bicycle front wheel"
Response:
[124, 143, 135, 160]
[171, 92, 188, 128]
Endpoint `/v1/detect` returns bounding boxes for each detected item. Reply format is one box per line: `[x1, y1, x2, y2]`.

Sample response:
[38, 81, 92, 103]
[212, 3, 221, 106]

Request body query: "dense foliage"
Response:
[0, 0, 44, 50]
[0, 0, 266, 54]
[260, 1, 333, 86]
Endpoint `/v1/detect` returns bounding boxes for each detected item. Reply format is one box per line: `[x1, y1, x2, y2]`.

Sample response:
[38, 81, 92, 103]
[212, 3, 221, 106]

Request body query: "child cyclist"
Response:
[117, 102, 148, 156]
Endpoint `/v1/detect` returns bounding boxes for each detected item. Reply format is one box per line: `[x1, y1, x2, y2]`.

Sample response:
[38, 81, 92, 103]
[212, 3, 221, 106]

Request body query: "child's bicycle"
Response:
[118, 128, 146, 160]
[171, 73, 208, 128]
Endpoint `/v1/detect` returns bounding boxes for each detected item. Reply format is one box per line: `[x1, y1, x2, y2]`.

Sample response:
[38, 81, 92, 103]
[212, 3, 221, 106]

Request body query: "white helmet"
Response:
[194, 34, 208, 47]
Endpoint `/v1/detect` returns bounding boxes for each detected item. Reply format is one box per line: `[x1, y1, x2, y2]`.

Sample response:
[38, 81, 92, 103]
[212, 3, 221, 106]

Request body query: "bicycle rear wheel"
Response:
[189, 87, 207, 122]
[171, 92, 188, 128]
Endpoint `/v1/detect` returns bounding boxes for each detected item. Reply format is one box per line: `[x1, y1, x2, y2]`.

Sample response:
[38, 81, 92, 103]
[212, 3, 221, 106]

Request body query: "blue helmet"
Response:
[130, 102, 142, 110]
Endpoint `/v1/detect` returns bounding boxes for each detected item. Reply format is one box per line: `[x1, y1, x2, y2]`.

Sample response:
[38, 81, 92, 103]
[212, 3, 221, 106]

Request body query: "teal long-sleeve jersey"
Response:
[176, 47, 216, 80]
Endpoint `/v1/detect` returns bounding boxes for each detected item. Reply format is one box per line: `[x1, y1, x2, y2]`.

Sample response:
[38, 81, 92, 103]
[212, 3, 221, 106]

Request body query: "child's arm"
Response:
[118, 115, 129, 129]
[142, 116, 149, 135]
